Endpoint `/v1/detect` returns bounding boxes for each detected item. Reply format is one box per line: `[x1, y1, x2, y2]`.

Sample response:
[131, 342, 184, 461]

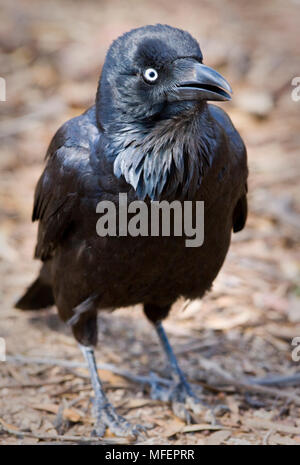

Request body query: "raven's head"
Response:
[96, 25, 232, 200]
[97, 24, 231, 129]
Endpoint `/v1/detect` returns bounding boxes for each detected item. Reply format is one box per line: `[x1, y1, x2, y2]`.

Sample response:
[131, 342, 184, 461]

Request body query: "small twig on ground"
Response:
[249, 373, 300, 387]
[5, 354, 172, 387]
[0, 420, 130, 444]
[262, 430, 273, 445]
[198, 357, 300, 406]
[0, 376, 73, 390]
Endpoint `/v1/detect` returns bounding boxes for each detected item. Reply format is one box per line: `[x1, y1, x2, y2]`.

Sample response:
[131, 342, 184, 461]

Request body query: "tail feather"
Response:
[15, 277, 54, 310]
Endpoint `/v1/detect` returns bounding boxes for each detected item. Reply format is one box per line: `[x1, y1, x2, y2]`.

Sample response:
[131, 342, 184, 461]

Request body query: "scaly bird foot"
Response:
[149, 377, 212, 423]
[91, 399, 146, 438]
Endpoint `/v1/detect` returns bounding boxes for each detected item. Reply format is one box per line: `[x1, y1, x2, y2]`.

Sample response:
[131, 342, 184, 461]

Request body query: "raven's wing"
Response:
[209, 104, 248, 233]
[232, 188, 248, 233]
[33, 147, 80, 261]
[33, 107, 100, 261]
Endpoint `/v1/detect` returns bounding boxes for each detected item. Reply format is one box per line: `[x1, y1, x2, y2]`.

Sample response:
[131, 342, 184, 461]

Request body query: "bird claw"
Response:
[150, 379, 209, 422]
[91, 400, 146, 438]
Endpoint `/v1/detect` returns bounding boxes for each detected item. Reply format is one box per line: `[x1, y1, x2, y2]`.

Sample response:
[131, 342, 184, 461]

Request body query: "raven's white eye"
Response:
[143, 68, 158, 83]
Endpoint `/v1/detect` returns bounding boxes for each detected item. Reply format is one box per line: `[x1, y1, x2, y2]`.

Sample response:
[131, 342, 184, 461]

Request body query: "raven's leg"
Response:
[155, 321, 195, 392]
[151, 321, 205, 420]
[144, 302, 206, 421]
[79, 344, 144, 437]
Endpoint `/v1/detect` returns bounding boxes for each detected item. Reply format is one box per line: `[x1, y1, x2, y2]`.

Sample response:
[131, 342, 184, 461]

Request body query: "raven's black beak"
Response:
[168, 60, 232, 102]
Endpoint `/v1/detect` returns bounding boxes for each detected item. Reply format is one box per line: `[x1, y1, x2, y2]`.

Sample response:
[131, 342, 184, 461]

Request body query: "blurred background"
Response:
[0, 0, 299, 445]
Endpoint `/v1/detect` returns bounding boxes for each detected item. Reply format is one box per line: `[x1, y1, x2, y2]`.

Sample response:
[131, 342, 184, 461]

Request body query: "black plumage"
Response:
[16, 24, 248, 436]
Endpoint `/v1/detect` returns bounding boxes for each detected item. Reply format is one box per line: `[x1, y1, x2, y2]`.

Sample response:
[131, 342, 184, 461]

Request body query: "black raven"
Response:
[16, 24, 248, 437]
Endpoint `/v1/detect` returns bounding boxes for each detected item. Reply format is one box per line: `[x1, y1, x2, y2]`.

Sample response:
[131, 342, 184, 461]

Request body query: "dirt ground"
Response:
[0, 0, 300, 445]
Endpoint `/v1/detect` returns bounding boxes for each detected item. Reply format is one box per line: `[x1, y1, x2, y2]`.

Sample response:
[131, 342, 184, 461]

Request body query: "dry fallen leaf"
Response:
[98, 369, 128, 386]
[62, 408, 83, 423]
[32, 404, 83, 423]
[164, 418, 186, 437]
[32, 403, 59, 415]
[0, 418, 20, 432]
[181, 424, 229, 433]
[120, 398, 158, 410]
[205, 430, 231, 445]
